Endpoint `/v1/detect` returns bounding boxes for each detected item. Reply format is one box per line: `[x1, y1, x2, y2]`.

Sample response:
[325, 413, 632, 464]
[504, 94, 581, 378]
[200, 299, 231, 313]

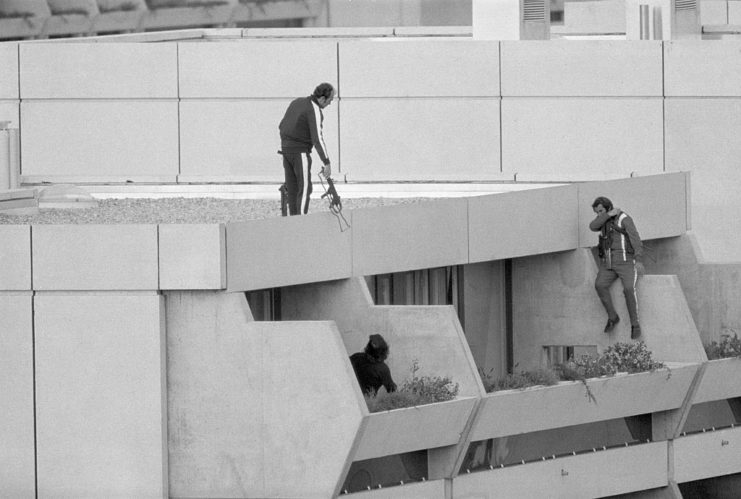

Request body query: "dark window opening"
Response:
[341, 450, 428, 494]
[367, 266, 464, 326]
[245, 288, 281, 321]
[681, 398, 741, 435]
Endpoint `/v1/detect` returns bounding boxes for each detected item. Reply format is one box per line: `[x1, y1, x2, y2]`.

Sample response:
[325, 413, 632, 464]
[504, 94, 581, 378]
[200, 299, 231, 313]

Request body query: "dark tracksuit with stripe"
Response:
[590, 211, 644, 327]
[278, 95, 330, 215]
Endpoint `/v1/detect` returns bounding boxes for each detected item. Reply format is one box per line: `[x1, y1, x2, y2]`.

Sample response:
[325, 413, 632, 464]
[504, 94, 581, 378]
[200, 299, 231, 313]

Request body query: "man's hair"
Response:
[592, 196, 613, 212]
[364, 334, 389, 362]
[313, 82, 334, 100]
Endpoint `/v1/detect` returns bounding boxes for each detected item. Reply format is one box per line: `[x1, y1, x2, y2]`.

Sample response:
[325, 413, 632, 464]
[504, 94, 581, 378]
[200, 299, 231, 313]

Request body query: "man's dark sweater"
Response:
[349, 352, 397, 395]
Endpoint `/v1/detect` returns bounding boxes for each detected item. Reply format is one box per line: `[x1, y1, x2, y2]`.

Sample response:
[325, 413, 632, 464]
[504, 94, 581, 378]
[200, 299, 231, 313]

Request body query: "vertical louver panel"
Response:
[675, 0, 696, 11]
[523, 0, 546, 22]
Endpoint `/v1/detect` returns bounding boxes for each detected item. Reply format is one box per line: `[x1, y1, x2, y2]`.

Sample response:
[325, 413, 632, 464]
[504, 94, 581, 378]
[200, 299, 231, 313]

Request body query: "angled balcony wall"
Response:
[452, 441, 669, 499]
[674, 426, 741, 484]
[167, 290, 365, 499]
[281, 277, 483, 477]
[692, 357, 741, 405]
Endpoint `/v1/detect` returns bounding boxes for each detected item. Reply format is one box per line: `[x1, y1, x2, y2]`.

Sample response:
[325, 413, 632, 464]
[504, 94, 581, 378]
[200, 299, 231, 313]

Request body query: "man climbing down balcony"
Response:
[590, 196, 645, 339]
[278, 82, 335, 215]
[349, 334, 397, 396]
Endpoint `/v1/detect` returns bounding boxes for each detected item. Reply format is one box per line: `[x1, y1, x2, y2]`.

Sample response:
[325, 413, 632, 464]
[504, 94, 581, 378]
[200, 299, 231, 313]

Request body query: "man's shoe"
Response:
[604, 316, 620, 333]
[631, 325, 642, 339]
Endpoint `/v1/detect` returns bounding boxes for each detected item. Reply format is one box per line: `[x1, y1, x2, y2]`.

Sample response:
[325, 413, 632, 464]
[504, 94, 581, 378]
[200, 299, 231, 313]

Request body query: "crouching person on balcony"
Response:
[590, 196, 645, 340]
[350, 334, 397, 395]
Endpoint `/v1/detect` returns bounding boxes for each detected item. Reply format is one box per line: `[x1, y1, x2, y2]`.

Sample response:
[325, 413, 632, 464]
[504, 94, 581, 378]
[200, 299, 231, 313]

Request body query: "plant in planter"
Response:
[480, 367, 559, 393]
[704, 330, 741, 360]
[364, 360, 459, 413]
[555, 341, 666, 403]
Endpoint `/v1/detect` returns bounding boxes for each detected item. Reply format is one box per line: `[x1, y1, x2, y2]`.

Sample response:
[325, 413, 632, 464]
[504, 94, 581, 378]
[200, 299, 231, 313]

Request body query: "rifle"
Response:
[319, 174, 351, 232]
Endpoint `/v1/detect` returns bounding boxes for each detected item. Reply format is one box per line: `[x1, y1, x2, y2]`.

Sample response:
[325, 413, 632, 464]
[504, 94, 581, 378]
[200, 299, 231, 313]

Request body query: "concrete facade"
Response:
[3, 28, 741, 498]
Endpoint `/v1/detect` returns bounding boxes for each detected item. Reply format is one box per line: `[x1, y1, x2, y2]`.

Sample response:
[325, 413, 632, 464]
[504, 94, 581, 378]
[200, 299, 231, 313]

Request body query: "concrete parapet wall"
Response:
[224, 173, 689, 291]
[158, 224, 226, 290]
[281, 277, 483, 398]
[226, 212, 352, 291]
[166, 290, 364, 498]
[32, 224, 159, 290]
[469, 185, 578, 262]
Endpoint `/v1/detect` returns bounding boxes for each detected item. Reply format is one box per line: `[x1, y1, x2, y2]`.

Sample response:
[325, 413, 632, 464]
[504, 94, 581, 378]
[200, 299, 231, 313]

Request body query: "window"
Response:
[245, 288, 281, 321]
[367, 266, 463, 322]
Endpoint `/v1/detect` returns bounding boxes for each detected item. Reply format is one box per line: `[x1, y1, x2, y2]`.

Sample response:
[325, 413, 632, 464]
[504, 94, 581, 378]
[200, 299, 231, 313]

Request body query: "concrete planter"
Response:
[693, 357, 741, 404]
[354, 396, 478, 461]
[453, 441, 668, 499]
[469, 363, 700, 442]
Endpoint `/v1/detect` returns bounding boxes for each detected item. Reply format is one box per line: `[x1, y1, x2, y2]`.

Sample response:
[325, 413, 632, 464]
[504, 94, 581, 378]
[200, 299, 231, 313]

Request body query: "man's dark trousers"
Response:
[281, 151, 313, 215]
[595, 260, 640, 327]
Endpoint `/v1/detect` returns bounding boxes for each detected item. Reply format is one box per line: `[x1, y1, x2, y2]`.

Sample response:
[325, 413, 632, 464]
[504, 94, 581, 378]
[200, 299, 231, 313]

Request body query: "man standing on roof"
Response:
[590, 196, 645, 339]
[278, 82, 335, 215]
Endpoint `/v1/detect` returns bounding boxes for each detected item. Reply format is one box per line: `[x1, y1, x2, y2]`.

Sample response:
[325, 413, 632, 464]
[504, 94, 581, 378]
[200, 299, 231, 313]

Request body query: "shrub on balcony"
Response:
[704, 331, 741, 360]
[480, 342, 665, 398]
[364, 360, 459, 413]
[558, 341, 665, 380]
